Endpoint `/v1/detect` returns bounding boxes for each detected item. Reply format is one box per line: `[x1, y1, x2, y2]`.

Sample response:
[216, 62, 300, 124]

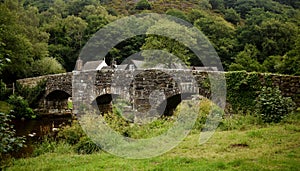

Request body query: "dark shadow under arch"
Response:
[46, 90, 71, 100]
[44, 90, 72, 112]
[157, 93, 198, 116]
[91, 94, 120, 114]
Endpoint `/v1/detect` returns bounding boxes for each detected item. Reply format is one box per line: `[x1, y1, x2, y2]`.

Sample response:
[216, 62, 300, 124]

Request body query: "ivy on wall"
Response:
[15, 80, 46, 108]
[225, 71, 297, 114]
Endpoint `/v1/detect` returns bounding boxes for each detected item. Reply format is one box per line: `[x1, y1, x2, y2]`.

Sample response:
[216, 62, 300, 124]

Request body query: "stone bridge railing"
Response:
[17, 70, 300, 116]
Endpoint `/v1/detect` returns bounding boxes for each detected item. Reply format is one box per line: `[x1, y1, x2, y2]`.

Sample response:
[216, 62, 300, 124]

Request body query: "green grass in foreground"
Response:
[6, 113, 300, 171]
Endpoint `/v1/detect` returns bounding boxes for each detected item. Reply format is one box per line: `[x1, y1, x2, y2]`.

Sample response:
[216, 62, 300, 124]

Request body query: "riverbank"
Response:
[5, 113, 300, 170]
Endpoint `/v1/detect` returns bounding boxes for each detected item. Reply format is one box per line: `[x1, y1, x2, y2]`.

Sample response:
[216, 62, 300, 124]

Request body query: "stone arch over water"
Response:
[44, 90, 72, 114]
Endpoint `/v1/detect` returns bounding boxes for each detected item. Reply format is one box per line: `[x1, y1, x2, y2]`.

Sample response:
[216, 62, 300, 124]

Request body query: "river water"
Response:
[12, 115, 73, 158]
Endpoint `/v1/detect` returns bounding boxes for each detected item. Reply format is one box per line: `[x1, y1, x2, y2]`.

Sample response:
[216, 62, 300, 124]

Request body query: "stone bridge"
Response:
[17, 73, 73, 115]
[17, 70, 300, 117]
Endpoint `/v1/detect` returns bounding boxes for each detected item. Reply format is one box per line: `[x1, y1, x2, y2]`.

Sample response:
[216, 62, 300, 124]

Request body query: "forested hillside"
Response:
[0, 0, 299, 83]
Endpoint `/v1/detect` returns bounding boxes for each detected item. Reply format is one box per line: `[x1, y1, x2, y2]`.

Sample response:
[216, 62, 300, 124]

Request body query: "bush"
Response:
[224, 8, 241, 24]
[0, 113, 25, 158]
[57, 120, 85, 145]
[135, 0, 152, 10]
[166, 9, 188, 21]
[15, 80, 46, 108]
[74, 137, 101, 154]
[103, 111, 130, 135]
[255, 87, 296, 123]
[31, 57, 65, 76]
[7, 95, 35, 119]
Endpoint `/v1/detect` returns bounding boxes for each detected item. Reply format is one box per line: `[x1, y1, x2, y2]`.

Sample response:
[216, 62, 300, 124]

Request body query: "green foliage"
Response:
[135, 0, 152, 10]
[57, 120, 85, 145]
[7, 114, 300, 170]
[126, 118, 173, 139]
[1, 0, 300, 80]
[278, 36, 300, 76]
[0, 101, 12, 114]
[187, 9, 207, 24]
[255, 87, 296, 123]
[32, 57, 65, 76]
[194, 13, 237, 68]
[0, 80, 10, 101]
[33, 138, 73, 157]
[32, 138, 57, 157]
[57, 120, 101, 154]
[15, 80, 46, 108]
[74, 137, 101, 154]
[262, 55, 283, 73]
[166, 9, 188, 21]
[0, 113, 25, 158]
[142, 18, 200, 67]
[229, 44, 265, 72]
[209, 0, 225, 11]
[0, 1, 50, 82]
[225, 72, 269, 113]
[102, 112, 130, 135]
[218, 114, 263, 131]
[224, 8, 241, 24]
[7, 95, 35, 119]
[193, 98, 223, 130]
[273, 0, 300, 9]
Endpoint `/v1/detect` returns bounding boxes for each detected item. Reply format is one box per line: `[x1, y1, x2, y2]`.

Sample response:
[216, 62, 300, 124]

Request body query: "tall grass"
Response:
[6, 112, 300, 170]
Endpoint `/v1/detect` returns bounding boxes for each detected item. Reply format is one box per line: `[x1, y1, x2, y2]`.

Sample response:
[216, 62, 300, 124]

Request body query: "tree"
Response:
[259, 19, 297, 58]
[31, 57, 65, 76]
[43, 14, 87, 71]
[198, 0, 212, 10]
[209, 0, 225, 12]
[0, 0, 55, 82]
[237, 8, 297, 64]
[262, 55, 283, 73]
[194, 15, 237, 68]
[234, 0, 259, 18]
[187, 9, 207, 24]
[142, 19, 201, 68]
[229, 44, 265, 72]
[224, 8, 241, 25]
[66, 0, 99, 16]
[224, 0, 237, 8]
[166, 9, 188, 21]
[79, 4, 113, 36]
[135, 0, 152, 10]
[279, 36, 300, 75]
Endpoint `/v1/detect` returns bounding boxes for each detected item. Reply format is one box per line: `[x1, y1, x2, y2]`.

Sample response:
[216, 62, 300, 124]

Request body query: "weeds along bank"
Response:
[4, 110, 300, 170]
[3, 97, 299, 156]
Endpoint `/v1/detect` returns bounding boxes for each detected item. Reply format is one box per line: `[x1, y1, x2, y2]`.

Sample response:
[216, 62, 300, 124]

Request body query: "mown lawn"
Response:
[6, 114, 300, 171]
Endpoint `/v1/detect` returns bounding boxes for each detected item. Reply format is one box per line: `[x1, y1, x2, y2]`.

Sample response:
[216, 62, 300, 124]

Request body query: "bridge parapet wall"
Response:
[17, 70, 300, 116]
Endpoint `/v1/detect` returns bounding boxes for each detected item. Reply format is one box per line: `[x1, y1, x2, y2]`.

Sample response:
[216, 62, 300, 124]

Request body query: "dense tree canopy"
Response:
[0, 0, 299, 83]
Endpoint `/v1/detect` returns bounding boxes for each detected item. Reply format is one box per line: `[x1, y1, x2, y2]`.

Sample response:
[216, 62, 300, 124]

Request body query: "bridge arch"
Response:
[91, 94, 120, 114]
[156, 93, 199, 116]
[44, 90, 72, 114]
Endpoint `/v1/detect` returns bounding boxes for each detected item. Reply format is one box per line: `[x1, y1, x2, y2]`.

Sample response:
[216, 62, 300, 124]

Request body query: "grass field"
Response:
[5, 112, 300, 171]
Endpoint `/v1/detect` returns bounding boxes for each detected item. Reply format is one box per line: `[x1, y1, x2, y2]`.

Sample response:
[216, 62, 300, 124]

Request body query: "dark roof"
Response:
[116, 64, 128, 70]
[131, 60, 146, 69]
[82, 60, 106, 71]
